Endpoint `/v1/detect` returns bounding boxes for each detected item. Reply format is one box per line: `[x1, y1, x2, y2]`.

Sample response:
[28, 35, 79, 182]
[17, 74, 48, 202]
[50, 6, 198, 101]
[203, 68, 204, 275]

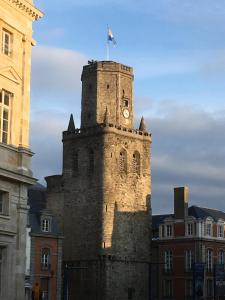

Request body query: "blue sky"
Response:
[30, 0, 225, 214]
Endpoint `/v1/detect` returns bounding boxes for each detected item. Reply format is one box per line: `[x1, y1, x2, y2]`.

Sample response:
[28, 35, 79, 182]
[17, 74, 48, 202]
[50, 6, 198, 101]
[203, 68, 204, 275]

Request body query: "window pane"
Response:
[4, 93, 9, 106]
[3, 110, 8, 120]
[207, 279, 213, 296]
[42, 219, 50, 232]
[0, 199, 3, 213]
[0, 247, 3, 294]
[2, 132, 7, 143]
[3, 120, 8, 132]
[3, 31, 12, 56]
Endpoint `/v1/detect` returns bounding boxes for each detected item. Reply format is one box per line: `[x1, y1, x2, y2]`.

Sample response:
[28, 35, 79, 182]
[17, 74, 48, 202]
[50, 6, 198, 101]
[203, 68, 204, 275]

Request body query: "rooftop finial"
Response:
[67, 114, 75, 132]
[139, 116, 147, 132]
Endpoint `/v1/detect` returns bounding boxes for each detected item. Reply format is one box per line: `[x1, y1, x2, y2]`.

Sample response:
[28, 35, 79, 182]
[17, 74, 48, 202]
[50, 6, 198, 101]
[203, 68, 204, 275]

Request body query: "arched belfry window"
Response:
[132, 151, 140, 175]
[119, 149, 127, 173]
[89, 149, 94, 173]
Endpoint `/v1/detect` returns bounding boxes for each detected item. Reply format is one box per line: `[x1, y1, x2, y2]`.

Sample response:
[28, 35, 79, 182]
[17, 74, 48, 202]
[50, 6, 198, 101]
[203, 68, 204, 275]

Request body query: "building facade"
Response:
[0, 1, 42, 299]
[152, 187, 225, 300]
[46, 60, 152, 300]
[27, 184, 63, 300]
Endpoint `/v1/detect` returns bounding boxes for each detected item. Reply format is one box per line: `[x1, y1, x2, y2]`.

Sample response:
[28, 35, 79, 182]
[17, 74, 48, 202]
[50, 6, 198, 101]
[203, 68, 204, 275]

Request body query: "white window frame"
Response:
[166, 224, 173, 237]
[218, 250, 224, 265]
[187, 222, 193, 236]
[206, 223, 212, 237]
[0, 90, 11, 144]
[185, 250, 193, 271]
[218, 224, 224, 238]
[41, 248, 50, 269]
[2, 29, 12, 56]
[41, 219, 50, 232]
[206, 249, 213, 272]
[164, 250, 173, 272]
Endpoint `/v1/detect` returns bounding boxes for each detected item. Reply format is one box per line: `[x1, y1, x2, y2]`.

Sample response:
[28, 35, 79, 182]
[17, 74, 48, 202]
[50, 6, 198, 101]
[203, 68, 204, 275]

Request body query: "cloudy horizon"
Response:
[30, 0, 225, 214]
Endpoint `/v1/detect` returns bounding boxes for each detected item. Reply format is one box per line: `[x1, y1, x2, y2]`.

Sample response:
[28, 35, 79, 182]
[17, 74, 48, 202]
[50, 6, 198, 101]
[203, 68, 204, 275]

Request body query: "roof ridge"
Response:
[191, 205, 225, 213]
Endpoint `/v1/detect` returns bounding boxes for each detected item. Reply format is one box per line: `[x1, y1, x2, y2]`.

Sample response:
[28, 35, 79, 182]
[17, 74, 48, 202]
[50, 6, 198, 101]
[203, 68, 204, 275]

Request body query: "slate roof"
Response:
[152, 205, 225, 230]
[28, 183, 62, 236]
[28, 183, 46, 214]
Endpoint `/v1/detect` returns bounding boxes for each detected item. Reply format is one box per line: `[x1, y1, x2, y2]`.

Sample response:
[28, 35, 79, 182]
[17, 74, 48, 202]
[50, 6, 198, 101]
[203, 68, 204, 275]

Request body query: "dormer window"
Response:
[217, 223, 224, 238]
[187, 223, 193, 236]
[166, 224, 172, 237]
[41, 218, 50, 232]
[206, 223, 212, 236]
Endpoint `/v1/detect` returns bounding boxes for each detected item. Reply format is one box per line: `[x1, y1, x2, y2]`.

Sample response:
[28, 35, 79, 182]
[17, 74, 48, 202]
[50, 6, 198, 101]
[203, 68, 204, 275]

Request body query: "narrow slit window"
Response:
[132, 151, 140, 174]
[119, 149, 127, 173]
[123, 100, 129, 107]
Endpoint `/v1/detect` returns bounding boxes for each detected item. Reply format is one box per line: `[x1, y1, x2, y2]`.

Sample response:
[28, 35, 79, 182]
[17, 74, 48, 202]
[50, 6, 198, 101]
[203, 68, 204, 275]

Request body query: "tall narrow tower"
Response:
[0, 1, 42, 299]
[47, 61, 151, 300]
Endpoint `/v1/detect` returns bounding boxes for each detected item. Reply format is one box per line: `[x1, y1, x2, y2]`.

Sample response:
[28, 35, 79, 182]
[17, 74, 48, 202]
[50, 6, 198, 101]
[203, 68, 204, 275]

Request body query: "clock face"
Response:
[123, 109, 130, 119]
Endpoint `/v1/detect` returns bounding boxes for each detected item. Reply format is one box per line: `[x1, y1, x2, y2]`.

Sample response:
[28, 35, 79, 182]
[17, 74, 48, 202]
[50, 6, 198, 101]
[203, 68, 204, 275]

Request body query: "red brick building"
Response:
[152, 187, 225, 300]
[26, 184, 63, 300]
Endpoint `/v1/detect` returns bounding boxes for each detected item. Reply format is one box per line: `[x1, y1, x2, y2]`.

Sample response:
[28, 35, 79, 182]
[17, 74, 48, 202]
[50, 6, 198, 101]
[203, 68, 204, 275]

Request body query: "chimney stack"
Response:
[174, 186, 189, 219]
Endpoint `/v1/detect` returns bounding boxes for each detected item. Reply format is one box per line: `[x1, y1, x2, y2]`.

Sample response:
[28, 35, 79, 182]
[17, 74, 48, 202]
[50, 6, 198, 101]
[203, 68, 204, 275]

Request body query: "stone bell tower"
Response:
[46, 60, 152, 300]
[81, 60, 134, 129]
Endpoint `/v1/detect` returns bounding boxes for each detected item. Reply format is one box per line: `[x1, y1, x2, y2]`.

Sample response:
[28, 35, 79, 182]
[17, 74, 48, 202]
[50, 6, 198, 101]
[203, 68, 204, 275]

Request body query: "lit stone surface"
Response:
[47, 61, 152, 300]
[0, 1, 42, 299]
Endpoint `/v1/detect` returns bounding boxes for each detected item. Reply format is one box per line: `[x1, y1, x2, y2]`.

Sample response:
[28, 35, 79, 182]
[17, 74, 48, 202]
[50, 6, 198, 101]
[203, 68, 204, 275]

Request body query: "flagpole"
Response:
[107, 40, 109, 60]
[106, 25, 109, 60]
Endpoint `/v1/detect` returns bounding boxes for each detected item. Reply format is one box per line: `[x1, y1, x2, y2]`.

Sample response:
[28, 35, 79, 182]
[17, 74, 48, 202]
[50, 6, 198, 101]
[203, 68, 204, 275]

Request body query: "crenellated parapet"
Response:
[63, 122, 151, 141]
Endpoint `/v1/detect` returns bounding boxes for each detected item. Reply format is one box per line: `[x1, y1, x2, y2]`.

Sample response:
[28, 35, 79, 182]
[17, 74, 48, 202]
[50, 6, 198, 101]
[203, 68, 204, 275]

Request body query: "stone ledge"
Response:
[63, 123, 151, 141]
[3, 0, 43, 20]
[0, 166, 36, 185]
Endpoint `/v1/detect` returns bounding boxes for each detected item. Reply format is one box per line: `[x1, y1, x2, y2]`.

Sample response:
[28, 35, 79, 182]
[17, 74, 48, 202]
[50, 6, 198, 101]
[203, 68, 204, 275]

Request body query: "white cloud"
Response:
[29, 45, 225, 215]
[31, 46, 88, 107]
[144, 101, 225, 213]
[30, 99, 225, 215]
[30, 110, 68, 182]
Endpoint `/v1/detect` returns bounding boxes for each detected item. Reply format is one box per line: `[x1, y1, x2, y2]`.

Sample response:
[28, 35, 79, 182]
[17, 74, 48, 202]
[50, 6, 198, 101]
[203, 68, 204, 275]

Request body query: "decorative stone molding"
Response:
[63, 123, 151, 139]
[3, 0, 43, 20]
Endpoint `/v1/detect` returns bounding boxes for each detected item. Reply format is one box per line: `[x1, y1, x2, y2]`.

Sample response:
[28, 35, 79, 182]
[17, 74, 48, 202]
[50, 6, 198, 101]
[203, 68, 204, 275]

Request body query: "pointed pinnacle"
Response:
[139, 116, 147, 132]
[67, 114, 75, 132]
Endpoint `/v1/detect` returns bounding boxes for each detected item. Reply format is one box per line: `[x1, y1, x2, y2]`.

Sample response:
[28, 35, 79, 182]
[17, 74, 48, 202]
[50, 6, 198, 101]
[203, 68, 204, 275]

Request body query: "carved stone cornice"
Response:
[3, 0, 43, 20]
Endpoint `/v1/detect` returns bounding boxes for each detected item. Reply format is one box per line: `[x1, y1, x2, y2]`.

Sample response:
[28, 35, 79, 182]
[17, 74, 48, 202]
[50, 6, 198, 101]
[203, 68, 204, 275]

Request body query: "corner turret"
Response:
[67, 114, 75, 133]
[139, 116, 147, 132]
